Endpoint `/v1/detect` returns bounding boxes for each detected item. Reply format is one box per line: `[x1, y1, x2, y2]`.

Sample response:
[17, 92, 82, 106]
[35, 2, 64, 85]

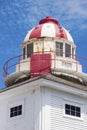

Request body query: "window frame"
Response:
[63, 100, 83, 120]
[23, 47, 26, 60]
[27, 43, 33, 58]
[10, 105, 22, 118]
[8, 99, 24, 120]
[65, 43, 71, 58]
[65, 104, 81, 117]
[56, 42, 63, 57]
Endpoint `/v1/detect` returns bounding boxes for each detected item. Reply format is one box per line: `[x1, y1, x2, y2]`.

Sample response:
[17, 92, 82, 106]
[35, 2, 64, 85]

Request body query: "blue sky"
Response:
[0, 0, 87, 88]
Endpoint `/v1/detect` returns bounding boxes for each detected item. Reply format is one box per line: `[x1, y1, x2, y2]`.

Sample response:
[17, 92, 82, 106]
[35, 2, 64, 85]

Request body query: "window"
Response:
[23, 47, 26, 59]
[65, 104, 81, 117]
[56, 42, 63, 56]
[65, 43, 71, 57]
[27, 43, 33, 58]
[10, 105, 22, 118]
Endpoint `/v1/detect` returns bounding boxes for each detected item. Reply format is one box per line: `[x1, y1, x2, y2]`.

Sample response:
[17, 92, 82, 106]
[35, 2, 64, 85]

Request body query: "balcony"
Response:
[3, 51, 87, 87]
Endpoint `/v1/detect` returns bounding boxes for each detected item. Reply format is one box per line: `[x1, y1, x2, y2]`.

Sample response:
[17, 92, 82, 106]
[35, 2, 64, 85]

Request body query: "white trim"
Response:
[63, 99, 84, 120]
[1, 78, 87, 99]
[41, 79, 87, 98]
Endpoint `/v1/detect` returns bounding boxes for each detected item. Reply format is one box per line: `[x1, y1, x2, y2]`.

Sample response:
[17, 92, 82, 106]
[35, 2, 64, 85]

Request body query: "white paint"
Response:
[41, 23, 56, 37]
[16, 59, 30, 71]
[1, 78, 87, 130]
[24, 28, 34, 42]
[63, 27, 74, 43]
[17, 37, 82, 73]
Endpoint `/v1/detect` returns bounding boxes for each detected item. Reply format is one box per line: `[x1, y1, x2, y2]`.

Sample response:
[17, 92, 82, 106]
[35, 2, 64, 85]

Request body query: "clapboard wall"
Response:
[42, 87, 87, 130]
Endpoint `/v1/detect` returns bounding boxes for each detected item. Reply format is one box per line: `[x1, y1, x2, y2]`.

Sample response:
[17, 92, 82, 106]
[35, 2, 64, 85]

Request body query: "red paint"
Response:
[29, 24, 43, 39]
[29, 16, 68, 40]
[39, 16, 58, 25]
[30, 54, 51, 78]
[54, 24, 67, 39]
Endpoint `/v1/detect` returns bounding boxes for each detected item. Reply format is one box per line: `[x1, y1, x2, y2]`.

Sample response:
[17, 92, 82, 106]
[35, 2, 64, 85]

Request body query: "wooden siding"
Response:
[43, 88, 87, 130]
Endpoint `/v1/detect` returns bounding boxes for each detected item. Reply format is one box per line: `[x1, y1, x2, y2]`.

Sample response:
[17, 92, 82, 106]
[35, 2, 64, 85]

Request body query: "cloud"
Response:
[66, 1, 87, 19]
[20, 0, 87, 31]
[0, 0, 87, 87]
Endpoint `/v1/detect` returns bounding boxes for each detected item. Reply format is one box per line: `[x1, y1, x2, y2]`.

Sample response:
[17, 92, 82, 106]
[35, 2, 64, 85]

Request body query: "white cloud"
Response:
[23, 0, 87, 30]
[66, 0, 87, 19]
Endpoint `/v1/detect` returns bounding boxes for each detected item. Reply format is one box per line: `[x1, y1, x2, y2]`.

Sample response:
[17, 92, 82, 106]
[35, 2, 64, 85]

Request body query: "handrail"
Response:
[3, 51, 87, 79]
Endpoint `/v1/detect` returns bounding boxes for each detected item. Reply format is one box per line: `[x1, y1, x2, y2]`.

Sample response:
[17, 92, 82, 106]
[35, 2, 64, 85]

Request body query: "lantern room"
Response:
[3, 16, 83, 87]
[20, 16, 81, 73]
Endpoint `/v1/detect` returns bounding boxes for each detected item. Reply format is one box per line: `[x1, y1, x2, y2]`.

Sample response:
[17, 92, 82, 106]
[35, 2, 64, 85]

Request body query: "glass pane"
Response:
[56, 42, 60, 48]
[56, 42, 63, 56]
[65, 104, 70, 109]
[27, 43, 33, 58]
[23, 47, 26, 59]
[13, 112, 16, 117]
[76, 107, 80, 112]
[60, 49, 63, 56]
[14, 107, 17, 111]
[15, 112, 17, 116]
[66, 110, 70, 115]
[60, 44, 63, 49]
[18, 110, 22, 115]
[65, 43, 71, 57]
[71, 110, 75, 116]
[10, 113, 13, 117]
[10, 108, 14, 112]
[71, 105, 75, 111]
[18, 105, 22, 110]
[76, 112, 80, 117]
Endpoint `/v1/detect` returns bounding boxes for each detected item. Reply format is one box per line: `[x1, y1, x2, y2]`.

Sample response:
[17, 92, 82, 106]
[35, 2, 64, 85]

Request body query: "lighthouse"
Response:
[1, 16, 87, 130]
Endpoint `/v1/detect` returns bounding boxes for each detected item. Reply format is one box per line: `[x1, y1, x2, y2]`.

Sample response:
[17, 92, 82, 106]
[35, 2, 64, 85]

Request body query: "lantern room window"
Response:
[65, 43, 71, 57]
[23, 47, 26, 59]
[27, 43, 33, 58]
[56, 42, 63, 56]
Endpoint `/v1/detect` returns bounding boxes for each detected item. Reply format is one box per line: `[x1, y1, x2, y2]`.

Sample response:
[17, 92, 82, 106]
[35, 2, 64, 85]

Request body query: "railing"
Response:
[3, 51, 87, 79]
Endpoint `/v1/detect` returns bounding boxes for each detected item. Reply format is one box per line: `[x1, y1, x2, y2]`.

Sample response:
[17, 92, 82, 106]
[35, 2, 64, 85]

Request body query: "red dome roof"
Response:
[24, 16, 74, 42]
[39, 16, 59, 25]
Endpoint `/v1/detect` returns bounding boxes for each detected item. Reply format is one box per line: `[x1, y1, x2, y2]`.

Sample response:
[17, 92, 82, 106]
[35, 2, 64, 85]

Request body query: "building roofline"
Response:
[1, 73, 87, 94]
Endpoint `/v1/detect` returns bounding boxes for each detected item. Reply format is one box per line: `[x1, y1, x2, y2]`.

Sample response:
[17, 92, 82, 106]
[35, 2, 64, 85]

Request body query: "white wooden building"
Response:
[1, 16, 87, 130]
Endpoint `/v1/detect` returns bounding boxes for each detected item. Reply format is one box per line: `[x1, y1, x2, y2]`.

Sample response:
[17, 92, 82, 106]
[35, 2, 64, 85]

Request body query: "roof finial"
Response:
[39, 16, 59, 25]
